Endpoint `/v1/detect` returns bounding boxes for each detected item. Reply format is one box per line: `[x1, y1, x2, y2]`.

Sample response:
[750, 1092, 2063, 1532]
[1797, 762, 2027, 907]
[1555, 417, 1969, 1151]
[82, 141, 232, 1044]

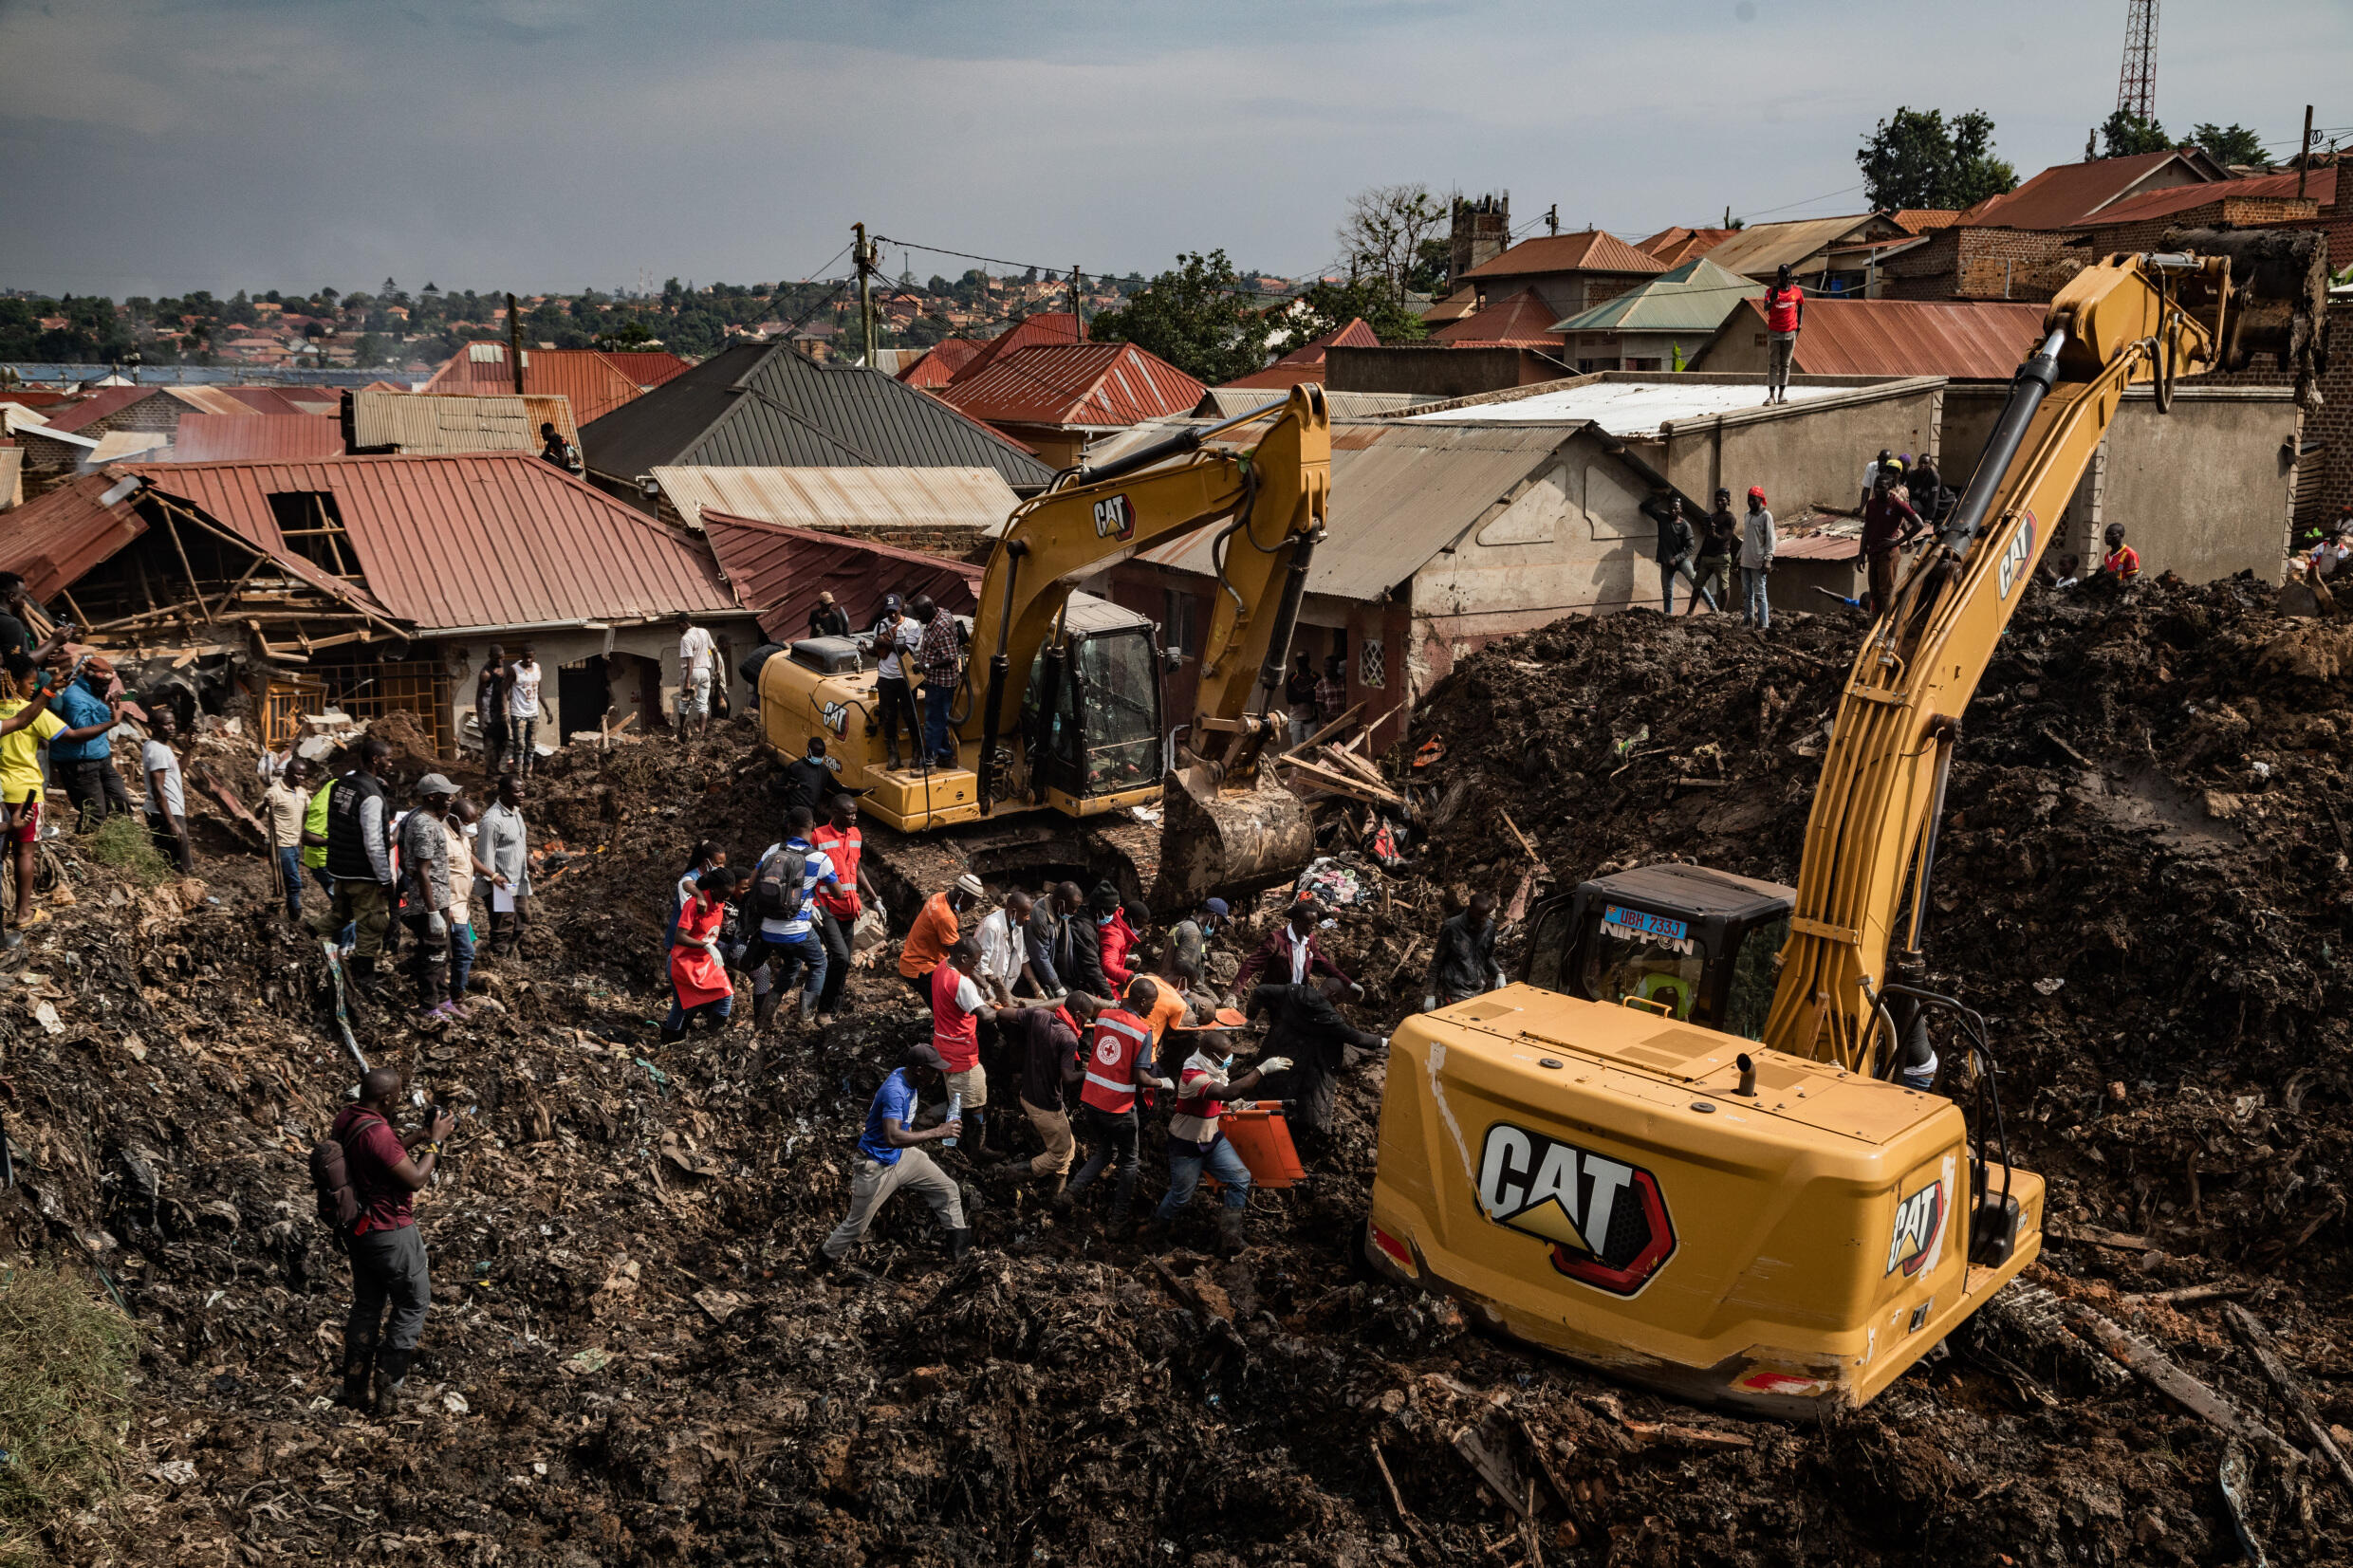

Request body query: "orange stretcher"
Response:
[1217, 1104, 1306, 1189]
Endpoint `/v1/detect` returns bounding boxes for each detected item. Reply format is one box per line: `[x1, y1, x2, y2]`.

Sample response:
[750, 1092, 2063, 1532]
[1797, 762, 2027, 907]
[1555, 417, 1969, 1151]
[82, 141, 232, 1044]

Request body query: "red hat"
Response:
[1747, 486, 1767, 503]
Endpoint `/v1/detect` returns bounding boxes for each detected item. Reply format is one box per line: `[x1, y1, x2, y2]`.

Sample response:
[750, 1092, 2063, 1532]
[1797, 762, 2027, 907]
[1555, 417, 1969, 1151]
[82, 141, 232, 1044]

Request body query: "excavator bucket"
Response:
[2164, 225, 2331, 401]
[1153, 770, 1315, 909]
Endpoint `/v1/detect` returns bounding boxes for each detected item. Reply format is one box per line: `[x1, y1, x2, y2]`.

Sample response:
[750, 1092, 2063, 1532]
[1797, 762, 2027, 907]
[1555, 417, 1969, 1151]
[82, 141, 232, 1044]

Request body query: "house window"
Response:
[1161, 588, 1201, 659]
[1359, 636, 1386, 691]
[264, 490, 359, 577]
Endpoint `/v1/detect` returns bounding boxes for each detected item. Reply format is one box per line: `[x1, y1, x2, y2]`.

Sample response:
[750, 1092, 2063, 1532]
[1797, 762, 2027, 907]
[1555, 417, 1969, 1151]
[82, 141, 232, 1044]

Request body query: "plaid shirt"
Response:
[917, 610, 961, 681]
[1314, 673, 1344, 719]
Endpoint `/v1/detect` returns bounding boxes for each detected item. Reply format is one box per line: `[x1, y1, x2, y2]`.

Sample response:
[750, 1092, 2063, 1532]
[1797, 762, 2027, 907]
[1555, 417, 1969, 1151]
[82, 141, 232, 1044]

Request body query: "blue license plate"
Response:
[1603, 904, 1688, 943]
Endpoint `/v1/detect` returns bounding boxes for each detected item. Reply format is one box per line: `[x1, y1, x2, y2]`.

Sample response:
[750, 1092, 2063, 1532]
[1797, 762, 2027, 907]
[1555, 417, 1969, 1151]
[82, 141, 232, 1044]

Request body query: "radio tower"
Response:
[2116, 0, 2158, 120]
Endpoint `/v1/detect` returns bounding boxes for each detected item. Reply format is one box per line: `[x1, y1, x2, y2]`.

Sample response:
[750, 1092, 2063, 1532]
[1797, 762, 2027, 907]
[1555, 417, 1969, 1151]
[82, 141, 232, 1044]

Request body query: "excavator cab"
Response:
[1525, 864, 1794, 1041]
[1023, 609, 1168, 810]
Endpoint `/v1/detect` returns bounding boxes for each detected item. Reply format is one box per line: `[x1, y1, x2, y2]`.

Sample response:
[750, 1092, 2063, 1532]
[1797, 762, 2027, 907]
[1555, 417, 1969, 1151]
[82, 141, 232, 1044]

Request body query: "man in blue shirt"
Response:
[750, 805, 838, 1030]
[819, 1044, 969, 1268]
[49, 665, 126, 829]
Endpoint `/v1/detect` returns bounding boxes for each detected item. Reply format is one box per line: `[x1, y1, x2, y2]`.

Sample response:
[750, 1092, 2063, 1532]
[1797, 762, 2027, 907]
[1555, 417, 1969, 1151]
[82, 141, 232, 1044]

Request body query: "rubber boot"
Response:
[1216, 1207, 1247, 1257]
[799, 987, 821, 1027]
[1038, 1171, 1067, 1204]
[371, 1346, 412, 1418]
[753, 988, 780, 1031]
[886, 746, 903, 772]
[947, 1227, 973, 1262]
[338, 1332, 377, 1408]
[965, 1109, 1003, 1163]
[1107, 1167, 1138, 1232]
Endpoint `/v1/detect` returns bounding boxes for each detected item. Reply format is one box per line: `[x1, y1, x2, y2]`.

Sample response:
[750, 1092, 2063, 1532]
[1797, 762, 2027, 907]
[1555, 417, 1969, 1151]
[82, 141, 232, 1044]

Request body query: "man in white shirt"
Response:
[872, 595, 924, 771]
[676, 615, 715, 746]
[973, 888, 1035, 1006]
[506, 645, 545, 778]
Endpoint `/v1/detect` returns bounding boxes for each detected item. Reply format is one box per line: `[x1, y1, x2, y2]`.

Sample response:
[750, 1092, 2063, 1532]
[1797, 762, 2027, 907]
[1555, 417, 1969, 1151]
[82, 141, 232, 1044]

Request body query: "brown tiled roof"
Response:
[1891, 210, 1962, 233]
[1461, 231, 1666, 282]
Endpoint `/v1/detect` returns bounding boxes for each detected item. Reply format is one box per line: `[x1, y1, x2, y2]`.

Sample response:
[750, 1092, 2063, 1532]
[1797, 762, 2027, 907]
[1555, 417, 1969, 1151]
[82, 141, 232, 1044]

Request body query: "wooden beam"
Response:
[1280, 702, 1363, 761]
[1281, 754, 1400, 806]
[151, 498, 213, 621]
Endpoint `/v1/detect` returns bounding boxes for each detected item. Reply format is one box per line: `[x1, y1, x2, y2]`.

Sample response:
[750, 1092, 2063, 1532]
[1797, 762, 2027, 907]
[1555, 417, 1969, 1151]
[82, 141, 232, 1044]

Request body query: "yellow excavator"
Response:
[756, 383, 1332, 907]
[1365, 233, 2327, 1412]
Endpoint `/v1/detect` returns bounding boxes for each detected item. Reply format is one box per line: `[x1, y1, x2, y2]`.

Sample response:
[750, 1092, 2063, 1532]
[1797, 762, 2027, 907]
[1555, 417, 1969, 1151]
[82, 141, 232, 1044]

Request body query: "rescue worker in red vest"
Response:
[1761, 264, 1804, 405]
[1053, 976, 1174, 1230]
[1148, 1025, 1290, 1254]
[930, 936, 1002, 1161]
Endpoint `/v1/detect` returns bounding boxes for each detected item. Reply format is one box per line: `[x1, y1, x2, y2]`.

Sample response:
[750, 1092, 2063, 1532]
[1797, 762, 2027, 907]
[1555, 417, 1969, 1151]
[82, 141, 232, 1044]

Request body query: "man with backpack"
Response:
[748, 805, 837, 1029]
[315, 1067, 454, 1416]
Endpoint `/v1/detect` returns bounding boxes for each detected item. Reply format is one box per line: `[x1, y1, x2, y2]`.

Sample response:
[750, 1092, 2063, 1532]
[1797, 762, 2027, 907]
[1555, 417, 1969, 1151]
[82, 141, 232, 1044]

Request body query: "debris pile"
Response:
[2, 577, 2350, 1565]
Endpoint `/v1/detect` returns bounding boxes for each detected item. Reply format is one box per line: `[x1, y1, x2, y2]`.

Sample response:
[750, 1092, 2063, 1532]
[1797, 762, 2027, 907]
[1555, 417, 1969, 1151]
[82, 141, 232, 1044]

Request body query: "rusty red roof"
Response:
[938, 341, 1207, 429]
[1433, 289, 1567, 346]
[420, 346, 648, 424]
[1732, 296, 2048, 379]
[1958, 151, 2209, 231]
[1892, 210, 1962, 233]
[898, 338, 986, 388]
[1461, 230, 1667, 282]
[124, 453, 739, 634]
[948, 312, 1088, 386]
[1273, 317, 1380, 365]
[2067, 165, 2339, 229]
[1638, 227, 1739, 266]
[1218, 361, 1327, 392]
[699, 509, 981, 646]
[170, 414, 344, 463]
[0, 472, 150, 600]
[598, 350, 694, 390]
[40, 387, 159, 433]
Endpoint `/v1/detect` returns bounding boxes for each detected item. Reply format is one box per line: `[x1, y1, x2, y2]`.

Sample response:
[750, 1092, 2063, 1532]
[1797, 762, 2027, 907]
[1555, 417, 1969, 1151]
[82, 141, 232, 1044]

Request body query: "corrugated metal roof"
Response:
[1434, 289, 1566, 345]
[948, 313, 1087, 386]
[598, 350, 694, 390]
[1551, 257, 1762, 334]
[1957, 151, 2203, 231]
[0, 449, 19, 511]
[1420, 286, 1480, 323]
[898, 339, 986, 388]
[170, 414, 344, 463]
[2067, 165, 2339, 229]
[1732, 297, 2047, 379]
[1775, 526, 1862, 562]
[580, 341, 1054, 489]
[124, 453, 738, 634]
[420, 346, 648, 424]
[1462, 231, 1666, 281]
[1217, 360, 1326, 392]
[649, 465, 1016, 534]
[1273, 317, 1380, 366]
[41, 387, 157, 433]
[86, 431, 171, 463]
[1193, 388, 1433, 418]
[348, 390, 581, 454]
[937, 342, 1207, 429]
[1699, 215, 1893, 279]
[0, 473, 148, 598]
[1640, 227, 1740, 266]
[1134, 423, 1571, 601]
[700, 509, 984, 645]
[1410, 378, 1844, 434]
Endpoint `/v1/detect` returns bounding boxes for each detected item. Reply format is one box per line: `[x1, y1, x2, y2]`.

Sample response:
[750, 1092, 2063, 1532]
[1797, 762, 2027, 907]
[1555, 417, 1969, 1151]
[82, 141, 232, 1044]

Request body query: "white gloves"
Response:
[1259, 1057, 1293, 1075]
[1422, 995, 1439, 1013]
[424, 911, 448, 941]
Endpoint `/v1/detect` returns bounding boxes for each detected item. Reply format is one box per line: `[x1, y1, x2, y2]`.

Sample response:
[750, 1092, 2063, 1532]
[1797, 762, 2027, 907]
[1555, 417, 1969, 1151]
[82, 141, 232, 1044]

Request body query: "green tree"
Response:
[1856, 107, 2019, 211]
[1087, 249, 1264, 384]
[1264, 277, 1428, 360]
[2190, 121, 2267, 167]
[350, 332, 386, 366]
[2095, 109, 2172, 158]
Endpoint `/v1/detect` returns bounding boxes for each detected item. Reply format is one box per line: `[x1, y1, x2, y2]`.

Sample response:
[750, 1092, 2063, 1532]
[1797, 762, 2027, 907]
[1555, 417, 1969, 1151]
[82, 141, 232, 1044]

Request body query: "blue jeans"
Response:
[274, 846, 304, 917]
[663, 993, 733, 1034]
[1743, 566, 1771, 629]
[312, 866, 354, 948]
[922, 684, 954, 763]
[1155, 1134, 1252, 1219]
[754, 930, 826, 999]
[448, 921, 477, 1002]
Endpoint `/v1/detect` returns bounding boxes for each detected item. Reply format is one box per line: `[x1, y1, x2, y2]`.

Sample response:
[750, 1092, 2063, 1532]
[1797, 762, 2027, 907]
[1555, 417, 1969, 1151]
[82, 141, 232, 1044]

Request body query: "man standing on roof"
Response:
[1740, 487, 1777, 632]
[1762, 265, 1804, 406]
[676, 615, 715, 747]
[538, 421, 583, 474]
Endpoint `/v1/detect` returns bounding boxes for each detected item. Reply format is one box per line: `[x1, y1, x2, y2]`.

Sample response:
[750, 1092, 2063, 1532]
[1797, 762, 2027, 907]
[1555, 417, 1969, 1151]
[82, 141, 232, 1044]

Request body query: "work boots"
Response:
[964, 1110, 1003, 1164]
[885, 747, 903, 772]
[1216, 1208, 1247, 1257]
[752, 988, 781, 1031]
[371, 1346, 412, 1419]
[338, 1334, 377, 1409]
[798, 987, 821, 1026]
[946, 1227, 973, 1263]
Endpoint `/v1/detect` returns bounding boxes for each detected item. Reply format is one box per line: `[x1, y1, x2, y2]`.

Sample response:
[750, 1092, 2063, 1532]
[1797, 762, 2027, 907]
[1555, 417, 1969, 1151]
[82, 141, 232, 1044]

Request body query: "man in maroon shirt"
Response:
[1225, 896, 1360, 1005]
[332, 1067, 454, 1415]
[1861, 465, 1925, 618]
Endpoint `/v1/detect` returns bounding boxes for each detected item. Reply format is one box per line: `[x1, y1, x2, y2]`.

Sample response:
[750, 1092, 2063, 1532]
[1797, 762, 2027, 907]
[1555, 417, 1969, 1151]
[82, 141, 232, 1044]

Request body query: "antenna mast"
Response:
[2116, 0, 2158, 120]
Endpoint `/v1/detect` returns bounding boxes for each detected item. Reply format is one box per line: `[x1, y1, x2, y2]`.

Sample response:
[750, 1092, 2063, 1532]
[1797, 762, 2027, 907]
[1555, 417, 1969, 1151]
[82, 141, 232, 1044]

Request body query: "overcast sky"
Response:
[3, 0, 2347, 299]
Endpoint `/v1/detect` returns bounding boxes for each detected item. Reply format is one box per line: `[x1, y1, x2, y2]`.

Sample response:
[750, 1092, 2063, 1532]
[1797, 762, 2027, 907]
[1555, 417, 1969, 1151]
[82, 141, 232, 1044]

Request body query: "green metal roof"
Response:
[1549, 257, 1763, 335]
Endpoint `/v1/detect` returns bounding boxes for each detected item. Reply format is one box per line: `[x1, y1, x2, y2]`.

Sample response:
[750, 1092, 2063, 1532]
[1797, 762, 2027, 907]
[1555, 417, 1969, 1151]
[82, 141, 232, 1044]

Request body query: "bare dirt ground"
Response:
[10, 574, 2353, 1567]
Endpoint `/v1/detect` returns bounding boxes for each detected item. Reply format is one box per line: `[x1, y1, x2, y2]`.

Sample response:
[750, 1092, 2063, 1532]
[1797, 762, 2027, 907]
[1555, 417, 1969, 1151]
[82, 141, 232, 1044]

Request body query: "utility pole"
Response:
[1545, 204, 1558, 236]
[1069, 265, 1085, 338]
[505, 291, 525, 393]
[2297, 104, 2315, 198]
[853, 222, 878, 367]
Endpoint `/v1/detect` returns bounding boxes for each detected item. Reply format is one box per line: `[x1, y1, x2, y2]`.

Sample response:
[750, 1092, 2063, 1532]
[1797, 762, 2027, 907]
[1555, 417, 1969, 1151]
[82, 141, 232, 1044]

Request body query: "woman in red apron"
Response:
[663, 865, 738, 1042]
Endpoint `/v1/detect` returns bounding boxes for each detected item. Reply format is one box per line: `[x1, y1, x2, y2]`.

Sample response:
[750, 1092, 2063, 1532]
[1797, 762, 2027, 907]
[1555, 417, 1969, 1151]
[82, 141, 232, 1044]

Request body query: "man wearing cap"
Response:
[1740, 486, 1776, 631]
[780, 735, 835, 821]
[395, 774, 462, 1021]
[819, 1044, 971, 1268]
[871, 593, 923, 771]
[808, 592, 852, 640]
[1227, 895, 1357, 1005]
[899, 873, 982, 1004]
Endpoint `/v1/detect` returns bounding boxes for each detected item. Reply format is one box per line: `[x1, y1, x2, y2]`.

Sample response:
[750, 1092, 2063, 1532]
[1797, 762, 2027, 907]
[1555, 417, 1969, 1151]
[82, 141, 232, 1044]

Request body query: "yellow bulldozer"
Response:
[753, 384, 1334, 909]
[1364, 232, 2329, 1412]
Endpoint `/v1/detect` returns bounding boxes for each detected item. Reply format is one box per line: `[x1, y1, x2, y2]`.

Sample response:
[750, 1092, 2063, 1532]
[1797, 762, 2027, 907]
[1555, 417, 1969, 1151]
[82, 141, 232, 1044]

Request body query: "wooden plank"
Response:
[2071, 1303, 2294, 1457]
[2226, 1302, 2353, 1495]
[1499, 810, 1544, 867]
[1279, 702, 1364, 761]
[1281, 755, 1400, 806]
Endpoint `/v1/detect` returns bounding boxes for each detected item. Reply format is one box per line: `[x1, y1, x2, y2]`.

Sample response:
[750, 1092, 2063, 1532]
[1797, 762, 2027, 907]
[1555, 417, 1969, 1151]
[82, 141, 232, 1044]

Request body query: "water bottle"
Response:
[942, 1091, 962, 1149]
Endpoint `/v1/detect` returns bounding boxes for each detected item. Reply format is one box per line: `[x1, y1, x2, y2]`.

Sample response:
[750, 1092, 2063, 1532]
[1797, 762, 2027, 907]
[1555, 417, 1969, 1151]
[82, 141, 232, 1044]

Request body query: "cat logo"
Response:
[1092, 493, 1137, 542]
[1476, 1124, 1677, 1297]
[1886, 1179, 1946, 1278]
[821, 701, 847, 736]
[1996, 511, 2038, 600]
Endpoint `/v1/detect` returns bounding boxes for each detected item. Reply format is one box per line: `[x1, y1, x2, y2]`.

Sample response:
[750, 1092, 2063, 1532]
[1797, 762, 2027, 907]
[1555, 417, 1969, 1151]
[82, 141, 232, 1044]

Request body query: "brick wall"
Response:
[79, 393, 184, 439]
[2073, 197, 2323, 258]
[1881, 228, 2084, 304]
